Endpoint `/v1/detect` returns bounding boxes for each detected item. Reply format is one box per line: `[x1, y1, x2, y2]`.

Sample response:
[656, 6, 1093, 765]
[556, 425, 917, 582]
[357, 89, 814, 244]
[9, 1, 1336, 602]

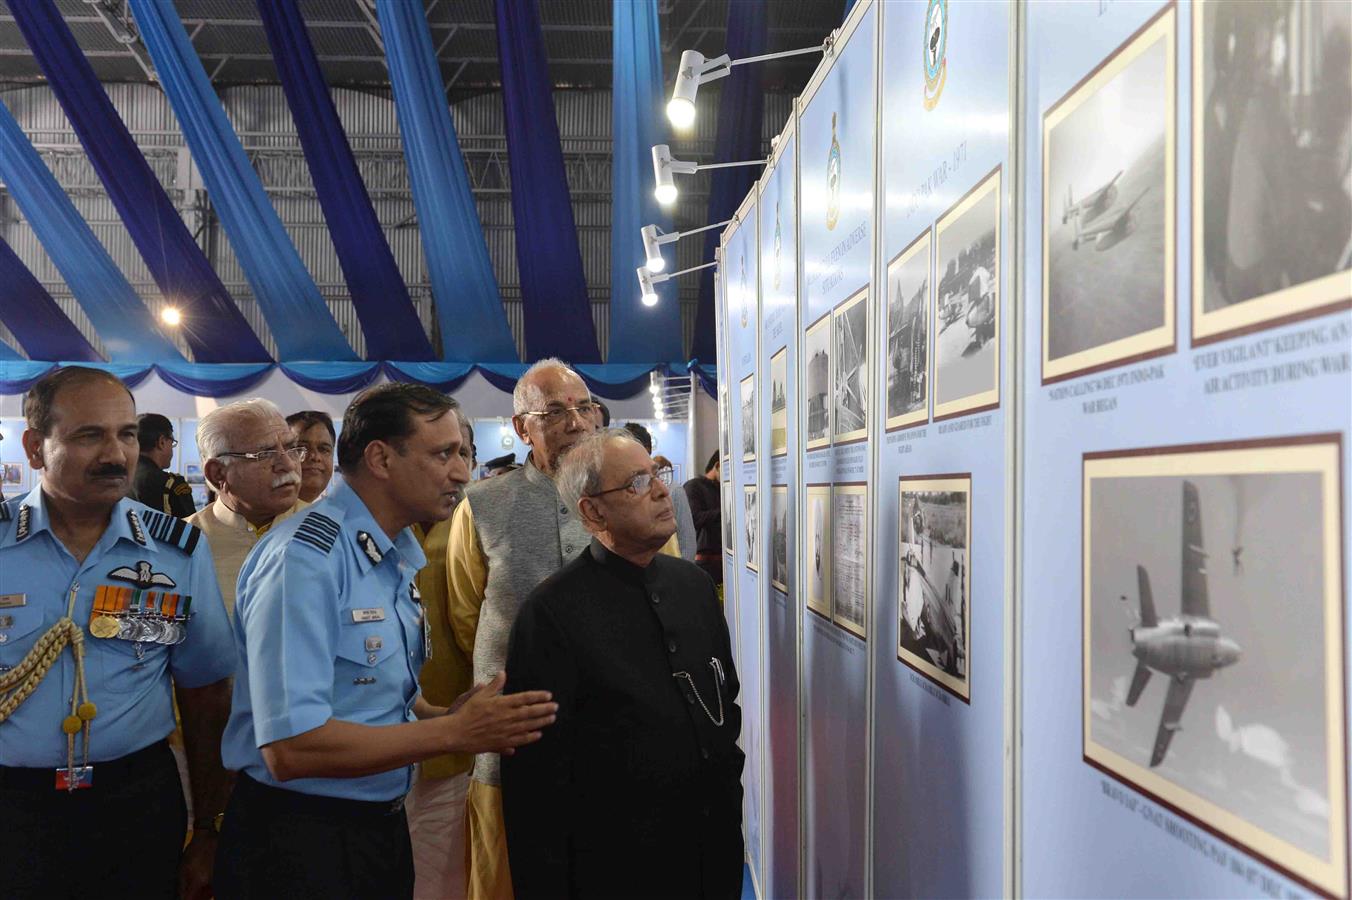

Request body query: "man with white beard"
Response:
[187, 399, 309, 619]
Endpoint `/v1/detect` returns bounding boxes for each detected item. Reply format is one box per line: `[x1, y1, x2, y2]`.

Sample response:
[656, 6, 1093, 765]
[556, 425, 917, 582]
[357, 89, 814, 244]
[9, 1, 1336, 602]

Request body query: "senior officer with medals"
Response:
[216, 384, 558, 900]
[0, 367, 236, 899]
[502, 428, 744, 899]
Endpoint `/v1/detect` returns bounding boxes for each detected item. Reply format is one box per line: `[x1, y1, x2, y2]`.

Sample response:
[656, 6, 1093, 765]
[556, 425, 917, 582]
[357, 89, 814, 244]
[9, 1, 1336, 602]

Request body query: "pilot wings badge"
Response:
[107, 561, 177, 590]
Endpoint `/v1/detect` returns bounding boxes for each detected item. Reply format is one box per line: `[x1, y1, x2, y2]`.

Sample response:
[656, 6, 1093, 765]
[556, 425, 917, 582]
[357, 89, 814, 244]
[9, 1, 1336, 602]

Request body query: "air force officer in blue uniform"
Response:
[0, 367, 235, 899]
[216, 384, 558, 900]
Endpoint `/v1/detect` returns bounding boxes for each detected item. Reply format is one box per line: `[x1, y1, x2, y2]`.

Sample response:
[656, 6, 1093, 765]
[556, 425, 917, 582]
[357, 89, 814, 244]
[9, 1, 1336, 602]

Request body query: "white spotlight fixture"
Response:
[666, 37, 835, 129]
[160, 305, 182, 327]
[640, 219, 732, 274]
[637, 266, 660, 307]
[652, 144, 766, 207]
[635, 258, 719, 309]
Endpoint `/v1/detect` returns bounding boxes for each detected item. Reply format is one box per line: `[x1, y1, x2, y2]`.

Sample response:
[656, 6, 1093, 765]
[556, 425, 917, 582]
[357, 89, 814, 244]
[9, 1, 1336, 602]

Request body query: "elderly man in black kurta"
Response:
[502, 429, 744, 899]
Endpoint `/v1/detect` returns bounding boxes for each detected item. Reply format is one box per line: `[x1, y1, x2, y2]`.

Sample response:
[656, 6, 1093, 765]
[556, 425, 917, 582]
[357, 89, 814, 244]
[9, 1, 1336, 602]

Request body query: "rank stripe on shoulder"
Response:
[0, 501, 11, 523]
[139, 509, 202, 555]
[294, 511, 340, 554]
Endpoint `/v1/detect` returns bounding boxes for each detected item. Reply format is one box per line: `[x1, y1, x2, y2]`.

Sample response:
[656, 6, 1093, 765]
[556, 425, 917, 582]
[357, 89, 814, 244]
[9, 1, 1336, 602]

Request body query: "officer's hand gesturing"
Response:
[445, 671, 557, 755]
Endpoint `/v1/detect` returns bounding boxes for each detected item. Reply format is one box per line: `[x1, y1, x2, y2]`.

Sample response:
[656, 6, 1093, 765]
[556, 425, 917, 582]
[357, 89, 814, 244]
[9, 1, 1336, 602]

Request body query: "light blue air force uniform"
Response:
[0, 487, 235, 767]
[221, 479, 428, 802]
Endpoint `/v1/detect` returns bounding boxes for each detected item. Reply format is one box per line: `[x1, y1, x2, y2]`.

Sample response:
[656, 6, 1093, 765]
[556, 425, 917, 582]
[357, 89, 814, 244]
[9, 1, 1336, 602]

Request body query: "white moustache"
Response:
[272, 471, 301, 488]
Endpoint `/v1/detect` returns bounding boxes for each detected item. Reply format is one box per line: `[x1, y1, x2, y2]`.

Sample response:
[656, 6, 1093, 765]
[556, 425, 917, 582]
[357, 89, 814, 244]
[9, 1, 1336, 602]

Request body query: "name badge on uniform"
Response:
[351, 607, 386, 623]
[55, 766, 94, 790]
[0, 593, 26, 609]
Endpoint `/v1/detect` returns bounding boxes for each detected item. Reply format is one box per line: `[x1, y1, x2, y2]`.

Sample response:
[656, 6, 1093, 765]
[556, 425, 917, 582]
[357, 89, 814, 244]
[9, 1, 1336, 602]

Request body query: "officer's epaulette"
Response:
[0, 497, 14, 523]
[139, 508, 203, 555]
[293, 510, 341, 555]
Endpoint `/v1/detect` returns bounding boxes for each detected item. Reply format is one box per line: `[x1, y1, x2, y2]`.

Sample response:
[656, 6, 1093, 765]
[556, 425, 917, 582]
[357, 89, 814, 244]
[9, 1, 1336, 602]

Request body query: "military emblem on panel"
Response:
[826, 112, 842, 230]
[924, 0, 948, 110]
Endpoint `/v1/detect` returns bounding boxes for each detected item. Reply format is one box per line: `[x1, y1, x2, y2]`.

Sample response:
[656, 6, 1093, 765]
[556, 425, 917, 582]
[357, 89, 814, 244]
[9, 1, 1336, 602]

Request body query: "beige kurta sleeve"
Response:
[446, 497, 490, 662]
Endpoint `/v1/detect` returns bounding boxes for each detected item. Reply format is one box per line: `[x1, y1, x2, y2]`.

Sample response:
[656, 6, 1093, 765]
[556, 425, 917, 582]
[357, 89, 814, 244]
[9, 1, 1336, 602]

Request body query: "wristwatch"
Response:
[193, 813, 225, 834]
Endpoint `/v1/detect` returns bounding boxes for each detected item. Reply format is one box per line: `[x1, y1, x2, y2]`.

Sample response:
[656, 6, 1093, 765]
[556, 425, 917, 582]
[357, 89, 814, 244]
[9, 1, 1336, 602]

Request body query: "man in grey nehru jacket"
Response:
[445, 359, 678, 900]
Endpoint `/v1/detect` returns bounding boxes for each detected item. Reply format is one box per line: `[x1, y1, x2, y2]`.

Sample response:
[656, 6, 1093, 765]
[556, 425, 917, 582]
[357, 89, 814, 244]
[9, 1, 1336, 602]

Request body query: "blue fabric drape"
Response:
[9, 0, 270, 364]
[155, 362, 273, 397]
[280, 362, 382, 394]
[376, 0, 518, 363]
[128, 0, 355, 362]
[494, 0, 600, 363]
[0, 238, 101, 362]
[383, 361, 475, 393]
[690, 0, 767, 364]
[609, 0, 680, 363]
[256, 0, 433, 362]
[0, 339, 22, 362]
[0, 100, 183, 363]
[0, 359, 693, 399]
[0, 361, 58, 394]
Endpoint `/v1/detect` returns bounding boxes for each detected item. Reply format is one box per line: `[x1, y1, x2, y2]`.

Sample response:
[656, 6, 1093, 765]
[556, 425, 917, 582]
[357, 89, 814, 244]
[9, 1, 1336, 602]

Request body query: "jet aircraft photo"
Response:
[1124, 480, 1241, 767]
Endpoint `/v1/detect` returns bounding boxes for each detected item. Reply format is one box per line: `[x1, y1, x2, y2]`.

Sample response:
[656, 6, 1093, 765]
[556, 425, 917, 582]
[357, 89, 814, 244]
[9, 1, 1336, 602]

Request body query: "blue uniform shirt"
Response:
[0, 487, 235, 767]
[221, 479, 428, 802]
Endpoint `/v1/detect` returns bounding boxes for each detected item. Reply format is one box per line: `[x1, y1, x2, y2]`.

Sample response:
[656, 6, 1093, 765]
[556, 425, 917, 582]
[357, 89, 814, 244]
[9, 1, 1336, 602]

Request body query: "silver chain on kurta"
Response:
[672, 657, 726, 726]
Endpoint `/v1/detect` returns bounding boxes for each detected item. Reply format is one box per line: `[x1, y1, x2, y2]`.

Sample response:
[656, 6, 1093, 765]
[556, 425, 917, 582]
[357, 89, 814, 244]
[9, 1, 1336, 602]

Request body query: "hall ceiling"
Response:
[0, 0, 845, 100]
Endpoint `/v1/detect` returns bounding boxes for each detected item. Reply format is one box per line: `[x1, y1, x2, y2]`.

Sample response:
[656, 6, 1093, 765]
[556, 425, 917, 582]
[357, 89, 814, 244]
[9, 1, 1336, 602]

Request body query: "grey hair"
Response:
[512, 357, 584, 415]
[197, 398, 286, 487]
[556, 428, 643, 512]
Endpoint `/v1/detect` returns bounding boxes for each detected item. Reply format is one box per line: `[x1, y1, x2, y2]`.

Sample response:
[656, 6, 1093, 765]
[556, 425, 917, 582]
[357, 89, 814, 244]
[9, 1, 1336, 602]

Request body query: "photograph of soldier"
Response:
[1192, 0, 1351, 344]
[805, 315, 832, 450]
[1043, 8, 1175, 381]
[833, 288, 868, 444]
[886, 231, 931, 430]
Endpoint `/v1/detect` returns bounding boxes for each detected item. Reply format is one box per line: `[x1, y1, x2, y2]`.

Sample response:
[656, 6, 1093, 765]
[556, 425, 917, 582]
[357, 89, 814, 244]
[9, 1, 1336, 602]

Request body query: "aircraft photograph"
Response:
[1043, 17, 1172, 376]
[1121, 481, 1241, 768]
[1061, 170, 1121, 225]
[1071, 188, 1150, 252]
[1086, 460, 1339, 867]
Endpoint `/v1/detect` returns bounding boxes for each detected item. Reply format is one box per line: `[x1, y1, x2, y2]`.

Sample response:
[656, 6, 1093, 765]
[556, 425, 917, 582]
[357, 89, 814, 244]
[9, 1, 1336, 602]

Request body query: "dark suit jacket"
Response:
[502, 540, 744, 899]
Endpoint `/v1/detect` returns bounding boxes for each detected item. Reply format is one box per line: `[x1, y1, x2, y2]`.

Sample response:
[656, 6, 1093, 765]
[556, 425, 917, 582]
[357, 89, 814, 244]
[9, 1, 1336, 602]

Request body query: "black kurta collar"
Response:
[588, 537, 663, 587]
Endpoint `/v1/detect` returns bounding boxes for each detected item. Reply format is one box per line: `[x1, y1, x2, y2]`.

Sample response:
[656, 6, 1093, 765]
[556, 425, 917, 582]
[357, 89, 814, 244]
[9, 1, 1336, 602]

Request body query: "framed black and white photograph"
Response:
[934, 168, 1001, 419]
[721, 478, 734, 557]
[744, 484, 759, 573]
[898, 474, 972, 702]
[740, 374, 756, 463]
[832, 483, 868, 640]
[1083, 436, 1347, 899]
[1042, 7, 1176, 383]
[719, 386, 730, 465]
[1192, 0, 1351, 345]
[833, 287, 868, 444]
[771, 485, 789, 594]
[770, 348, 788, 456]
[804, 313, 833, 450]
[805, 483, 832, 619]
[886, 229, 931, 431]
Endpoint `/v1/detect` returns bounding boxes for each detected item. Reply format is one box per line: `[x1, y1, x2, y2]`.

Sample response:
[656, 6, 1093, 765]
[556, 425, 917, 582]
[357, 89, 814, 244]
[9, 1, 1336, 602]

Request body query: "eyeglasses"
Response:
[589, 466, 673, 499]
[216, 446, 308, 464]
[520, 401, 601, 427]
